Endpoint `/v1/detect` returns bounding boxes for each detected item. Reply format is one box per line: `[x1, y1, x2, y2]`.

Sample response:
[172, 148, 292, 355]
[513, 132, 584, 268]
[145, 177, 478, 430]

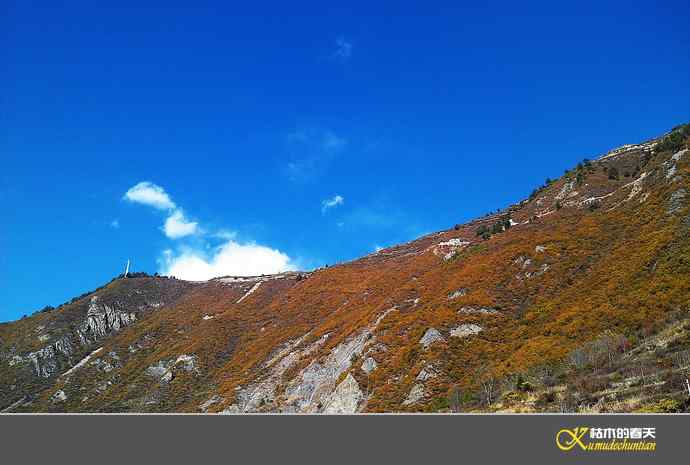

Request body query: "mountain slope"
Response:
[2, 124, 689, 413]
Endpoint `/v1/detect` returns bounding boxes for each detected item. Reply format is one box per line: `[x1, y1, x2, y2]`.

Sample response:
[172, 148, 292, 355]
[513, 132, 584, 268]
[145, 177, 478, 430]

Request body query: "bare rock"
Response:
[416, 365, 438, 382]
[52, 390, 67, 403]
[199, 395, 223, 413]
[451, 324, 484, 339]
[448, 288, 468, 300]
[668, 189, 687, 215]
[146, 361, 174, 384]
[420, 328, 445, 348]
[77, 296, 137, 346]
[458, 306, 500, 316]
[175, 354, 199, 374]
[323, 374, 364, 414]
[403, 384, 425, 406]
[361, 357, 378, 374]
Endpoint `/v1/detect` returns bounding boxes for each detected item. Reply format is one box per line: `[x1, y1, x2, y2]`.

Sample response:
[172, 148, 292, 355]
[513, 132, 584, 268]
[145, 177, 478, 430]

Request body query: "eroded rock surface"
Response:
[451, 324, 484, 339]
[323, 374, 364, 414]
[420, 328, 445, 348]
[403, 384, 425, 406]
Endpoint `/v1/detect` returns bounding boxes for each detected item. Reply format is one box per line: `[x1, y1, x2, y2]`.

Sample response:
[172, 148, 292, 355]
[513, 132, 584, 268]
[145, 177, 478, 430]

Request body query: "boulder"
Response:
[448, 288, 468, 300]
[361, 357, 378, 374]
[51, 390, 67, 403]
[451, 324, 484, 339]
[419, 328, 445, 348]
[403, 384, 425, 406]
[416, 366, 438, 382]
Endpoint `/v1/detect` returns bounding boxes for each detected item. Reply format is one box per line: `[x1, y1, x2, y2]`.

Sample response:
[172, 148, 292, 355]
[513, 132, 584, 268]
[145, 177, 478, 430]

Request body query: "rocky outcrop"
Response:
[448, 288, 468, 300]
[146, 354, 199, 385]
[323, 374, 364, 414]
[199, 395, 223, 413]
[664, 149, 686, 181]
[226, 310, 395, 414]
[458, 306, 500, 316]
[432, 239, 471, 261]
[25, 336, 74, 378]
[76, 296, 137, 346]
[230, 333, 330, 413]
[361, 357, 378, 374]
[416, 365, 438, 382]
[146, 361, 174, 383]
[403, 384, 425, 406]
[451, 324, 484, 339]
[668, 189, 687, 215]
[51, 390, 67, 403]
[283, 331, 371, 412]
[555, 180, 576, 201]
[419, 328, 445, 348]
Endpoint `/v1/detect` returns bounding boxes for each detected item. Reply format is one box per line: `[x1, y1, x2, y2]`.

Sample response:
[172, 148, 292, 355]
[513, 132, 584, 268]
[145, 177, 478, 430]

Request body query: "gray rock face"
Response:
[146, 354, 199, 385]
[284, 331, 371, 412]
[668, 189, 687, 215]
[76, 296, 137, 346]
[419, 328, 445, 348]
[92, 358, 114, 373]
[161, 371, 174, 384]
[361, 357, 378, 374]
[281, 310, 395, 413]
[555, 181, 575, 201]
[450, 324, 484, 339]
[199, 395, 223, 413]
[458, 306, 500, 316]
[228, 333, 330, 413]
[230, 309, 395, 414]
[220, 405, 241, 414]
[52, 390, 67, 403]
[665, 149, 686, 180]
[175, 354, 199, 374]
[25, 336, 73, 378]
[323, 374, 364, 414]
[146, 361, 173, 381]
[403, 384, 425, 406]
[448, 289, 468, 300]
[416, 365, 438, 382]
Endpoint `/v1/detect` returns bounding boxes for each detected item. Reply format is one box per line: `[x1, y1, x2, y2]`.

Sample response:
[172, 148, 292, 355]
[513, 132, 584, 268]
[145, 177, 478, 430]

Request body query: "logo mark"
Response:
[556, 427, 590, 451]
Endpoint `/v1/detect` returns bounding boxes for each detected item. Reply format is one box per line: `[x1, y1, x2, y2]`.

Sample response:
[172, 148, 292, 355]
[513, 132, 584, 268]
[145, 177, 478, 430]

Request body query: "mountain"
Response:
[2, 124, 689, 414]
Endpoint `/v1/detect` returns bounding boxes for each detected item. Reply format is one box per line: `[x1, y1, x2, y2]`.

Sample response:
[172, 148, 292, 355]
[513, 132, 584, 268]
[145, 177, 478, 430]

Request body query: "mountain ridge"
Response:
[2, 123, 689, 413]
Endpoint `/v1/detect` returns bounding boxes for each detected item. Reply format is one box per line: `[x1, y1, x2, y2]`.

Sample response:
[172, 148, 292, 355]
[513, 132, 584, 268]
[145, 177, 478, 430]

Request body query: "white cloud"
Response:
[125, 181, 295, 279]
[124, 181, 200, 240]
[159, 240, 295, 281]
[322, 195, 345, 213]
[123, 182, 176, 211]
[110, 219, 120, 229]
[334, 37, 353, 62]
[163, 210, 199, 239]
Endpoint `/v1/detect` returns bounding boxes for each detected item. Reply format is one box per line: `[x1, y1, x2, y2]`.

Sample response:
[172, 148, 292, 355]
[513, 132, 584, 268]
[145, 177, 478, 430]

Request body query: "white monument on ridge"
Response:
[124, 259, 130, 278]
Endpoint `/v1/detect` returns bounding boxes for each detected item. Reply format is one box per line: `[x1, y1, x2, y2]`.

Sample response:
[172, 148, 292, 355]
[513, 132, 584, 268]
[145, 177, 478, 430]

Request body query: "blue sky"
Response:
[2, 1, 689, 321]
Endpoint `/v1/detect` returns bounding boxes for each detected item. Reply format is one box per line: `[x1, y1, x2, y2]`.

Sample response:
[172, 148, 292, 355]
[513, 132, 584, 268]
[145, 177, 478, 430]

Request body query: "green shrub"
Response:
[655, 123, 690, 154]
